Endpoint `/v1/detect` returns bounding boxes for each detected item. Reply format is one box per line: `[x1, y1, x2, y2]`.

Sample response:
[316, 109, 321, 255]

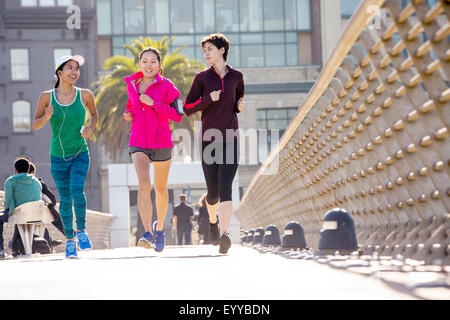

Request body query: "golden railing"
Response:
[235, 0, 449, 264]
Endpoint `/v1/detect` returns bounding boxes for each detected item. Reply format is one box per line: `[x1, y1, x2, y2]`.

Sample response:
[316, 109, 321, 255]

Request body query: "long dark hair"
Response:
[54, 60, 80, 89]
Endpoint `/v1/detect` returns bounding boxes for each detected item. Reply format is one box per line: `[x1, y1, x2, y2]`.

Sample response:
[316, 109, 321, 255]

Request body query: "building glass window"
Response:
[296, 0, 311, 30]
[112, 0, 124, 34]
[194, 0, 215, 33]
[241, 45, 263, 67]
[40, 0, 55, 6]
[21, 0, 71, 6]
[170, 0, 194, 33]
[10, 49, 30, 81]
[97, 0, 112, 35]
[216, 0, 239, 32]
[94, 0, 311, 68]
[54, 48, 72, 69]
[12, 101, 31, 133]
[146, 0, 170, 34]
[263, 0, 284, 31]
[57, 0, 73, 5]
[240, 0, 262, 32]
[20, 0, 37, 6]
[284, 0, 296, 30]
[286, 43, 298, 66]
[257, 108, 297, 163]
[124, 0, 145, 34]
[265, 44, 285, 67]
[341, 0, 362, 18]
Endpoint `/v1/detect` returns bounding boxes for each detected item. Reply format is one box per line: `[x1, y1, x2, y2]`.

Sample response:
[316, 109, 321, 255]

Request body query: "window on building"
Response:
[257, 108, 297, 163]
[57, 0, 73, 5]
[12, 101, 31, 133]
[54, 48, 72, 69]
[97, 0, 112, 35]
[112, 0, 125, 34]
[146, 0, 170, 34]
[296, 0, 311, 30]
[10, 49, 30, 81]
[341, 0, 362, 19]
[21, 0, 72, 6]
[124, 0, 145, 34]
[263, 0, 284, 31]
[170, 0, 194, 33]
[216, 0, 239, 32]
[194, 0, 215, 33]
[21, 0, 38, 6]
[40, 0, 55, 6]
[240, 0, 263, 32]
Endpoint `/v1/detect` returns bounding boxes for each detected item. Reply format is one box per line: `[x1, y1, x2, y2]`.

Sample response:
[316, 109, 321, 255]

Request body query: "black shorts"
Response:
[129, 146, 173, 162]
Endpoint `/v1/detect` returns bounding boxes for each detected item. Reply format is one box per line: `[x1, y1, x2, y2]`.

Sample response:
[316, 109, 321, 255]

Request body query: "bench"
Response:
[8, 200, 54, 255]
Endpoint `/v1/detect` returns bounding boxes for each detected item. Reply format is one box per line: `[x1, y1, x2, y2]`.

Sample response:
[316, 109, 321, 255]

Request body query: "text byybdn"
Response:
[178, 304, 270, 317]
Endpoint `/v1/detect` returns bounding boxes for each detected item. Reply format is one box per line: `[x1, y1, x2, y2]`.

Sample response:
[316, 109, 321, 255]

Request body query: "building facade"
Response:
[0, 0, 102, 210]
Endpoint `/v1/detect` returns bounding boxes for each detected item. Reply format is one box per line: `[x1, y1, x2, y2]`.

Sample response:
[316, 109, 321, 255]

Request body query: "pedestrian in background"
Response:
[172, 194, 194, 245]
[197, 193, 210, 244]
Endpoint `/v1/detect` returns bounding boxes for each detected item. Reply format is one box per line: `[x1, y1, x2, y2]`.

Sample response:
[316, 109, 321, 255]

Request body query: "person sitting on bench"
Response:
[0, 158, 42, 258]
[9, 162, 64, 256]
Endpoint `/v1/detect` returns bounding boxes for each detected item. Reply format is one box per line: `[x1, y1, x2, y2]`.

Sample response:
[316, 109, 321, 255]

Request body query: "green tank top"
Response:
[49, 87, 88, 158]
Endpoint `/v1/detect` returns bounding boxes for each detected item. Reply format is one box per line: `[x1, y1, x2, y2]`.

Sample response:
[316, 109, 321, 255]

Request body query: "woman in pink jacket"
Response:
[123, 47, 182, 252]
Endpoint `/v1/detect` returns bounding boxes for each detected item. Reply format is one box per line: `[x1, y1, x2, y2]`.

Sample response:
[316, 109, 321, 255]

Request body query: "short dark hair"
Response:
[179, 194, 187, 202]
[14, 158, 30, 174]
[28, 162, 36, 174]
[201, 33, 230, 62]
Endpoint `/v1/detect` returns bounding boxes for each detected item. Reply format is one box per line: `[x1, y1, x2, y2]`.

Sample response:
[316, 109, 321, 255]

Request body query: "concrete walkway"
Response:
[0, 245, 438, 300]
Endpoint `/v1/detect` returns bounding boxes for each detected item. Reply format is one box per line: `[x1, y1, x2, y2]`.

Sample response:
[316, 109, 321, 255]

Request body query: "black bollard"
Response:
[252, 227, 265, 245]
[246, 229, 255, 244]
[262, 225, 281, 247]
[240, 230, 248, 244]
[281, 221, 307, 250]
[318, 208, 358, 253]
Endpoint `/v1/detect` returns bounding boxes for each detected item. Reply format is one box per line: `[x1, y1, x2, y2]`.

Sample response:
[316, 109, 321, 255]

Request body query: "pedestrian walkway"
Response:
[0, 245, 438, 300]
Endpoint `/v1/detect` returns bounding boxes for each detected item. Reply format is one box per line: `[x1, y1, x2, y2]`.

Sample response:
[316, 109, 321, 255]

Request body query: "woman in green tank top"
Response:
[33, 55, 98, 259]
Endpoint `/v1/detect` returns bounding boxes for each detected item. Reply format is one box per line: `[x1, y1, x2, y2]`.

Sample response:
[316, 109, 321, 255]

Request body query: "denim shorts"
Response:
[129, 146, 173, 162]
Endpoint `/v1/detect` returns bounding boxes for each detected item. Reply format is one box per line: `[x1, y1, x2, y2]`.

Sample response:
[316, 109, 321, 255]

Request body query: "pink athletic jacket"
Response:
[124, 71, 182, 149]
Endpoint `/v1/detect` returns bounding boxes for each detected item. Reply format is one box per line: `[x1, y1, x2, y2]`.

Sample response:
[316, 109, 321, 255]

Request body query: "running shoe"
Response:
[76, 230, 93, 251]
[153, 220, 165, 252]
[65, 240, 78, 259]
[137, 231, 155, 249]
[219, 232, 231, 254]
[209, 221, 220, 246]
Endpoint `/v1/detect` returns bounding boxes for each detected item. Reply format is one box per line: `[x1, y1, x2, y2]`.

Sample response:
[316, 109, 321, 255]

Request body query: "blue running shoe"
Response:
[137, 231, 155, 249]
[153, 220, 165, 252]
[65, 240, 78, 259]
[76, 230, 93, 251]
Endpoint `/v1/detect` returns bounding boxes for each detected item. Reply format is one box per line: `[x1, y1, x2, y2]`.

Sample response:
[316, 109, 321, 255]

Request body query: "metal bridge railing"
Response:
[235, 0, 449, 265]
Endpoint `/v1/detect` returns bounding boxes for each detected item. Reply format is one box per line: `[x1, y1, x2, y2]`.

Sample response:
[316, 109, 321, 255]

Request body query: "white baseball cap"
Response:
[55, 55, 85, 71]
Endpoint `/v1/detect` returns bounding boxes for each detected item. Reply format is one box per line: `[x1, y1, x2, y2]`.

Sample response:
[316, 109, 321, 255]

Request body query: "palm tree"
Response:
[91, 36, 205, 161]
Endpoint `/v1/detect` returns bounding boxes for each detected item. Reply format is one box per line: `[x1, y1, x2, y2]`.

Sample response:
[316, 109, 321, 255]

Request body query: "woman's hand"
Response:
[237, 98, 247, 112]
[139, 94, 154, 106]
[80, 126, 94, 139]
[210, 90, 221, 102]
[45, 105, 54, 119]
[123, 112, 133, 122]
